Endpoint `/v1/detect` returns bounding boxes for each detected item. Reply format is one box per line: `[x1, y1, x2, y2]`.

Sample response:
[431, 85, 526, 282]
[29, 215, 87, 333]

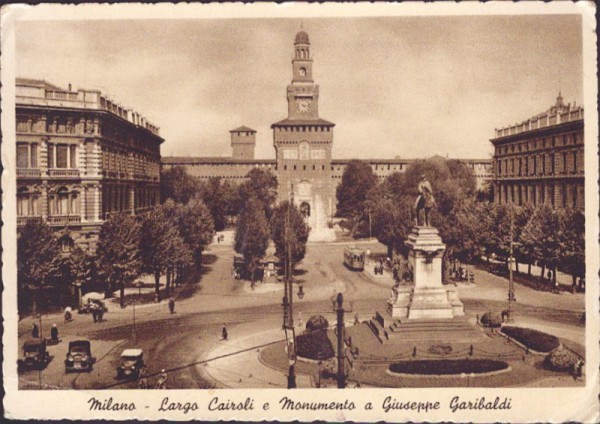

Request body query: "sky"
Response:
[16, 15, 583, 160]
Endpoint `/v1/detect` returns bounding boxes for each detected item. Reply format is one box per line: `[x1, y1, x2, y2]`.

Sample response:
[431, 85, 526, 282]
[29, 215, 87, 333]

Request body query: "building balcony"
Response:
[17, 168, 42, 179]
[48, 169, 80, 178]
[47, 215, 82, 226]
[17, 216, 43, 226]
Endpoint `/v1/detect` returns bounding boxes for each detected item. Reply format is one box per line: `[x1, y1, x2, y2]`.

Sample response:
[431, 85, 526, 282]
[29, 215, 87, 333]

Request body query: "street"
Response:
[17, 238, 585, 390]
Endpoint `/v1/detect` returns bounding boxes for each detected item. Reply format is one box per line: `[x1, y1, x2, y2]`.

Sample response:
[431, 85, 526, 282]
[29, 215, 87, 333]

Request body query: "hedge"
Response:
[389, 359, 508, 375]
[544, 346, 577, 372]
[296, 330, 334, 360]
[306, 315, 329, 333]
[501, 326, 560, 353]
[480, 311, 502, 328]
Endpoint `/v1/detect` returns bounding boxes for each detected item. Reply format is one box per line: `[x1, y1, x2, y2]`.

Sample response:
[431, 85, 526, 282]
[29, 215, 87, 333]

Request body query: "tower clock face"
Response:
[296, 99, 311, 113]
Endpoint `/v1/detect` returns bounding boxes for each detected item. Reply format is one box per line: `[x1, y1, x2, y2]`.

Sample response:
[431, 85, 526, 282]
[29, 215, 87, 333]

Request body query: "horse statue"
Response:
[413, 175, 436, 227]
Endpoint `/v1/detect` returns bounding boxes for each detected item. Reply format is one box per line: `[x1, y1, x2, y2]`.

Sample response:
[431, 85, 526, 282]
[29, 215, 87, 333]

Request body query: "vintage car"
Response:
[116, 349, 144, 379]
[17, 339, 50, 371]
[78, 298, 108, 315]
[65, 340, 94, 372]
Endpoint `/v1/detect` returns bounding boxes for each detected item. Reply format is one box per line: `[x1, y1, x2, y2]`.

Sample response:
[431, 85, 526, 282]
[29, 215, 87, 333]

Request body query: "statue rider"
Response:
[414, 174, 436, 227]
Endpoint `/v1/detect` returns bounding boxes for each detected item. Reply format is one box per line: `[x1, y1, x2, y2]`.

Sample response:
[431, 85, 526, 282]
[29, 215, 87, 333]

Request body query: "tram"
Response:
[344, 246, 365, 271]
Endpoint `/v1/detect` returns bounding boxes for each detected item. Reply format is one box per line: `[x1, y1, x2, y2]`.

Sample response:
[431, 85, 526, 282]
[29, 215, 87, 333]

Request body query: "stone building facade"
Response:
[490, 93, 584, 209]
[16, 78, 163, 251]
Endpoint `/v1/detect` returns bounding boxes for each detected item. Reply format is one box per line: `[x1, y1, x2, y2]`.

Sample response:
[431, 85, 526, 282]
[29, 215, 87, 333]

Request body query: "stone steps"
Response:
[369, 312, 483, 344]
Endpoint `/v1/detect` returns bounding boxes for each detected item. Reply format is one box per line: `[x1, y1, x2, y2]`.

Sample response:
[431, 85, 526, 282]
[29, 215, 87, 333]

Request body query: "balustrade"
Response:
[48, 169, 80, 178]
[17, 168, 41, 178]
[47, 215, 82, 226]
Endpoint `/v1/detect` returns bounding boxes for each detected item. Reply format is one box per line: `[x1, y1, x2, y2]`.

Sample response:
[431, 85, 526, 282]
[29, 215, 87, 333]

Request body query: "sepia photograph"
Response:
[2, 2, 598, 422]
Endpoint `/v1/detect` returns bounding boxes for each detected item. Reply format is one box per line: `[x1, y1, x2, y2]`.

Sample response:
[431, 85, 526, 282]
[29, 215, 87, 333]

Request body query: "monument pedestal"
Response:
[387, 226, 464, 319]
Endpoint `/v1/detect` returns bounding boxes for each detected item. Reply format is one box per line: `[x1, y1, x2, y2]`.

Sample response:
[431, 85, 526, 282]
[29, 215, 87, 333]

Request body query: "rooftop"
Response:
[271, 118, 335, 127]
[493, 93, 583, 140]
[16, 77, 161, 138]
[230, 126, 256, 133]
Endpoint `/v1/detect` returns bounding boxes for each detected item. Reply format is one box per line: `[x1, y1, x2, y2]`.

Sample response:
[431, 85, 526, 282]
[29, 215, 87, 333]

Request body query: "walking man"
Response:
[31, 322, 39, 338]
[168, 297, 175, 314]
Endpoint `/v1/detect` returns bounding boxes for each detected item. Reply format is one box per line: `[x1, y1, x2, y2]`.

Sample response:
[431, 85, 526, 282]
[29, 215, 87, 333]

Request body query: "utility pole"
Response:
[282, 189, 296, 389]
[332, 292, 352, 389]
[507, 205, 517, 322]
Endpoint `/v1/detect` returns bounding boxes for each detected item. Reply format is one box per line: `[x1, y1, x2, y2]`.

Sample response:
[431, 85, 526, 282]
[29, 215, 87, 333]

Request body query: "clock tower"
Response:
[272, 30, 336, 241]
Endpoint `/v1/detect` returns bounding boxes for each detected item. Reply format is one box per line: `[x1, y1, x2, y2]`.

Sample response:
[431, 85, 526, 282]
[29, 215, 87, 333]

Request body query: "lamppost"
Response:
[507, 205, 519, 322]
[282, 189, 296, 389]
[331, 292, 352, 389]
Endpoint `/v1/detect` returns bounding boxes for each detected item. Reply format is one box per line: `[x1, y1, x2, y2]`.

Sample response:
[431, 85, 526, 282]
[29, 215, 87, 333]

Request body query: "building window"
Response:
[572, 151, 577, 174]
[56, 145, 68, 168]
[70, 145, 77, 168]
[572, 184, 577, 208]
[532, 186, 537, 206]
[562, 152, 568, 173]
[17, 144, 29, 168]
[533, 156, 537, 175]
[541, 155, 545, 175]
[562, 184, 567, 207]
[550, 153, 555, 174]
[17, 187, 39, 216]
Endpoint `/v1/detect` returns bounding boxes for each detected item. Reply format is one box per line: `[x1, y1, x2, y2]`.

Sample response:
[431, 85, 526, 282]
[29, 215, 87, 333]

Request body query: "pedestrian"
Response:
[91, 304, 98, 323]
[50, 323, 59, 343]
[168, 297, 175, 314]
[98, 307, 105, 322]
[222, 324, 228, 341]
[31, 322, 39, 338]
[576, 359, 584, 380]
[156, 369, 168, 389]
[501, 310, 509, 323]
[137, 368, 148, 389]
[554, 279, 559, 294]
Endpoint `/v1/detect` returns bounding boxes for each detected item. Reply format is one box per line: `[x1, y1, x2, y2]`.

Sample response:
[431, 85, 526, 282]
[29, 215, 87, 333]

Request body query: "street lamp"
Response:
[507, 206, 518, 323]
[281, 189, 297, 388]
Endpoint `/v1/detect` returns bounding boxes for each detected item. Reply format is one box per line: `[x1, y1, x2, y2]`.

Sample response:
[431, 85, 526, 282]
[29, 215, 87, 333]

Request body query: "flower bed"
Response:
[501, 326, 560, 353]
[388, 359, 509, 376]
[296, 330, 334, 361]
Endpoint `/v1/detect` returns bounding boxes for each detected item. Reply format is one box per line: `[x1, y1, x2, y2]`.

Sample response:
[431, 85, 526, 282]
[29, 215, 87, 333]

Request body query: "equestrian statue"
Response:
[413, 174, 436, 227]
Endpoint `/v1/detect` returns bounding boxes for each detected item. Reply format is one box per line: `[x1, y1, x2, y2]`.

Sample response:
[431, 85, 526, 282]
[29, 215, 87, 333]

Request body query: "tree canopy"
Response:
[96, 212, 142, 307]
[160, 165, 199, 205]
[235, 196, 270, 283]
[271, 200, 310, 268]
[336, 160, 379, 235]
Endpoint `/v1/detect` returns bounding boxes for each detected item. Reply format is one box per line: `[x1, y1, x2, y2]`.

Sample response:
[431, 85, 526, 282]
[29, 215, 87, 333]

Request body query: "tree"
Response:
[96, 212, 142, 308]
[520, 204, 565, 285]
[336, 160, 379, 235]
[139, 206, 182, 302]
[181, 200, 215, 270]
[237, 168, 278, 219]
[160, 165, 199, 205]
[368, 196, 412, 258]
[17, 219, 61, 314]
[271, 200, 310, 270]
[235, 197, 270, 285]
[201, 177, 238, 231]
[560, 207, 585, 286]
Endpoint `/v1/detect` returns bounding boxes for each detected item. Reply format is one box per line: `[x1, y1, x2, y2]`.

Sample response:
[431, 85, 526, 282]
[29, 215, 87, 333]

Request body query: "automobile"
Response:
[65, 340, 94, 372]
[490, 263, 508, 277]
[17, 339, 50, 371]
[78, 298, 107, 315]
[116, 349, 144, 379]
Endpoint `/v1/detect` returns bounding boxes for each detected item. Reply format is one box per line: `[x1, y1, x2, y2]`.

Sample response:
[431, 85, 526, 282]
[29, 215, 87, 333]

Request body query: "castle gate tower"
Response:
[272, 30, 336, 241]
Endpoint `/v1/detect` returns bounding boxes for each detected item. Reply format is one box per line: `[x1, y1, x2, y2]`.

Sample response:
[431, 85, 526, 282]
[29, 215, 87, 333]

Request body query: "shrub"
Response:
[389, 359, 508, 375]
[544, 346, 577, 372]
[480, 312, 502, 328]
[501, 326, 560, 353]
[306, 315, 329, 333]
[296, 330, 334, 360]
